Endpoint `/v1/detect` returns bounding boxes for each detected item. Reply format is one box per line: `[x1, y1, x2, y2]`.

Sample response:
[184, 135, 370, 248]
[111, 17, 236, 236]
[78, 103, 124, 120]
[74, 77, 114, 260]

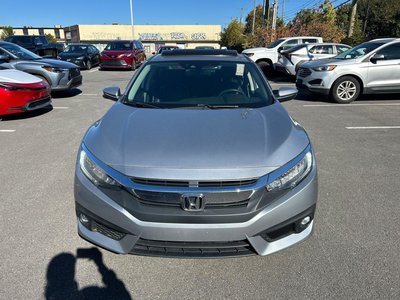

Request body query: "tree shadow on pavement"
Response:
[45, 247, 132, 300]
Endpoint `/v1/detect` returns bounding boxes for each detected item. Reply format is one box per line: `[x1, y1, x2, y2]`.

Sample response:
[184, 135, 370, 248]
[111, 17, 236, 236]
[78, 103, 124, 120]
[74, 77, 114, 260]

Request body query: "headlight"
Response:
[266, 150, 313, 192]
[79, 149, 120, 188]
[311, 65, 336, 72]
[42, 66, 67, 73]
[76, 56, 85, 60]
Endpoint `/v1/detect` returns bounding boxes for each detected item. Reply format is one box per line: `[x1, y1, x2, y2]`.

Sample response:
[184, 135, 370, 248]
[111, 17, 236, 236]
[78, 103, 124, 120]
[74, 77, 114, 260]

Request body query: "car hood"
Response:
[10, 58, 79, 69]
[101, 50, 132, 56]
[83, 102, 310, 180]
[242, 48, 272, 54]
[59, 52, 86, 59]
[0, 69, 42, 83]
[301, 57, 359, 68]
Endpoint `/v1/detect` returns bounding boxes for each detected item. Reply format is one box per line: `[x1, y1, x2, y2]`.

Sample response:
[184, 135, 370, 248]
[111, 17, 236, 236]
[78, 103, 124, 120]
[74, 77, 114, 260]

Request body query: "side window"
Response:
[376, 43, 400, 60]
[302, 38, 318, 44]
[309, 46, 316, 54]
[281, 39, 299, 51]
[309, 45, 333, 54]
[337, 46, 350, 54]
[134, 41, 143, 49]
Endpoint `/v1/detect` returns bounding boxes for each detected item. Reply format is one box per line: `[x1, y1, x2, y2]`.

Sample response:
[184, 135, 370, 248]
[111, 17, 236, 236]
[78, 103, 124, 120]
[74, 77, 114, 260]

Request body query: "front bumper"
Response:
[296, 68, 335, 95]
[74, 160, 318, 257]
[274, 63, 295, 76]
[47, 68, 82, 91]
[100, 58, 133, 69]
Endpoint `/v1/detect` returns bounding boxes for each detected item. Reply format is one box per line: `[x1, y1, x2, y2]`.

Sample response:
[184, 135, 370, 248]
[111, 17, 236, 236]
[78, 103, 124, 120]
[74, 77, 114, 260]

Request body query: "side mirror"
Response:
[103, 86, 121, 101]
[0, 54, 10, 62]
[152, 51, 156, 55]
[277, 47, 283, 53]
[370, 53, 385, 64]
[274, 87, 298, 102]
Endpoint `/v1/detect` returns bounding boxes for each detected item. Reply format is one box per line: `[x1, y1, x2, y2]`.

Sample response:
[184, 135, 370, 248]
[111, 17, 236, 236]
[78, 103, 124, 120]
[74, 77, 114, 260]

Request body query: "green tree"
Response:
[45, 33, 57, 43]
[322, 0, 337, 25]
[0, 26, 14, 40]
[220, 19, 245, 51]
[244, 5, 266, 35]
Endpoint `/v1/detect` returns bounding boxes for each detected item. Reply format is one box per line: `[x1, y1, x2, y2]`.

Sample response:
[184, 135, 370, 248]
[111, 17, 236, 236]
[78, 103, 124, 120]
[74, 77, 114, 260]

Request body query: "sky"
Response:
[0, 0, 350, 28]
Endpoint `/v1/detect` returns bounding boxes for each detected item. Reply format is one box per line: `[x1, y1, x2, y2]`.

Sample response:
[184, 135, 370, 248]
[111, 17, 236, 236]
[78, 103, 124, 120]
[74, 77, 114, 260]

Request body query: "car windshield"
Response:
[0, 43, 41, 60]
[105, 42, 132, 51]
[335, 42, 386, 59]
[158, 47, 177, 53]
[125, 60, 273, 109]
[267, 38, 286, 49]
[64, 45, 88, 53]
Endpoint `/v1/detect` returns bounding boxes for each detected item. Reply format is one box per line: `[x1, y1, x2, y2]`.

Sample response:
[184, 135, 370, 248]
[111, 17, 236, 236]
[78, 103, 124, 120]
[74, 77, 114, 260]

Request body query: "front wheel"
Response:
[330, 76, 361, 104]
[257, 61, 271, 76]
[86, 59, 92, 70]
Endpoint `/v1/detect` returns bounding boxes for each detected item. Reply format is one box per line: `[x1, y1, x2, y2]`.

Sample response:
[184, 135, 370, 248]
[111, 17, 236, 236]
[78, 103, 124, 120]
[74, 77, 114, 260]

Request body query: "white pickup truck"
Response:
[242, 36, 323, 74]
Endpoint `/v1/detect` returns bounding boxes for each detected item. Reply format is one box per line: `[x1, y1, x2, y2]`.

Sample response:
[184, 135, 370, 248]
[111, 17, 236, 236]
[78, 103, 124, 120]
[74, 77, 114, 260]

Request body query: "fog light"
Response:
[79, 213, 89, 224]
[301, 216, 311, 226]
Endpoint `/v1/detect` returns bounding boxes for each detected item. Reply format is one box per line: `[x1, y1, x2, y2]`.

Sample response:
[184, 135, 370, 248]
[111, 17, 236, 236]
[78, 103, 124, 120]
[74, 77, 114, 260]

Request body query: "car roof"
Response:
[149, 49, 251, 63]
[368, 38, 398, 43]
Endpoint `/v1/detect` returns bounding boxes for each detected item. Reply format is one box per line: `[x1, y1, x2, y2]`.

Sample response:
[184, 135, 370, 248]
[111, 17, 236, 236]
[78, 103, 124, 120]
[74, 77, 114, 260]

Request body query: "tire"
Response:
[257, 61, 271, 76]
[330, 76, 361, 104]
[34, 75, 52, 94]
[131, 59, 137, 70]
[86, 59, 92, 70]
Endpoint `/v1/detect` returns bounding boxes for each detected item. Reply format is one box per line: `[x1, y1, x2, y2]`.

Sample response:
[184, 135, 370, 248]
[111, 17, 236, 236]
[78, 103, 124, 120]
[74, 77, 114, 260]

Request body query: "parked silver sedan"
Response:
[74, 50, 318, 257]
[0, 41, 82, 93]
[275, 43, 351, 76]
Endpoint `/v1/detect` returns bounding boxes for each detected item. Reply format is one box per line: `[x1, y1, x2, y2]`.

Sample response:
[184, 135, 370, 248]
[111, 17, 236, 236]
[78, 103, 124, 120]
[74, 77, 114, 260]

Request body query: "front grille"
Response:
[131, 177, 258, 188]
[102, 60, 126, 66]
[130, 238, 256, 257]
[69, 68, 80, 78]
[91, 220, 126, 240]
[27, 97, 51, 109]
[297, 68, 312, 77]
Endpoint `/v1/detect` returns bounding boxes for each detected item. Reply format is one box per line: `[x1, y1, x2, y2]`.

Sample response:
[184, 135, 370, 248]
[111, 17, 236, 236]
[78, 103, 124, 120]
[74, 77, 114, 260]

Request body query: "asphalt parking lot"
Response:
[1, 68, 400, 300]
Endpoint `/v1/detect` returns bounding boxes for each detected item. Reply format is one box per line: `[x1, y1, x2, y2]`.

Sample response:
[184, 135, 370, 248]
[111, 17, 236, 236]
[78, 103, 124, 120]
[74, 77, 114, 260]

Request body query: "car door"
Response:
[366, 43, 400, 92]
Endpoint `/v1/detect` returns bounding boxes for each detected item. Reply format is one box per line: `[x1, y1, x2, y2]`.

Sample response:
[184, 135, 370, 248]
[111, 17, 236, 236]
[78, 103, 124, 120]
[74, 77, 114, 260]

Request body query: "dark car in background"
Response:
[100, 40, 146, 70]
[59, 44, 100, 70]
[5, 35, 63, 58]
[0, 41, 82, 93]
[154, 45, 179, 54]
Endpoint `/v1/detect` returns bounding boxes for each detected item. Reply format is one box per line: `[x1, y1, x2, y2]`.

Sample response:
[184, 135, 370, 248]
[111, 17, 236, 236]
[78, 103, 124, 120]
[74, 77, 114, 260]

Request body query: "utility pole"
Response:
[362, 0, 371, 37]
[272, 0, 278, 33]
[240, 7, 244, 25]
[129, 0, 134, 39]
[281, 0, 285, 22]
[252, 0, 256, 34]
[348, 0, 360, 38]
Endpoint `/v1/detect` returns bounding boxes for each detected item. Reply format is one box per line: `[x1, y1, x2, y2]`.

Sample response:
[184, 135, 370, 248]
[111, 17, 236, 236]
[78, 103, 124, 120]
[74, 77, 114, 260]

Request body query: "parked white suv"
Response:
[275, 43, 351, 76]
[296, 38, 400, 103]
[242, 36, 323, 74]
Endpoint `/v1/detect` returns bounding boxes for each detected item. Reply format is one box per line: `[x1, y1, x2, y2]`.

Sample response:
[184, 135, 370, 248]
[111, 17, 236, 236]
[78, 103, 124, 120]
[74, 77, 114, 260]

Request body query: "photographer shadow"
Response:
[45, 247, 132, 300]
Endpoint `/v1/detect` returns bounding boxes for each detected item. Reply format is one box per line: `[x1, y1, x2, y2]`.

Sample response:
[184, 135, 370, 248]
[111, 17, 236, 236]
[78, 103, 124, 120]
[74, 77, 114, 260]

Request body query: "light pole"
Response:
[129, 0, 134, 39]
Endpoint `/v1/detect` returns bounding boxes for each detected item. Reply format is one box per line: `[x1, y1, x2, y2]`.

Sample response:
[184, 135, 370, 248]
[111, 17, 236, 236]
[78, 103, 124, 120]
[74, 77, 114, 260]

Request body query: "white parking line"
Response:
[80, 94, 99, 96]
[346, 126, 400, 129]
[88, 69, 98, 73]
[304, 103, 400, 107]
[52, 106, 69, 109]
[0, 129, 16, 133]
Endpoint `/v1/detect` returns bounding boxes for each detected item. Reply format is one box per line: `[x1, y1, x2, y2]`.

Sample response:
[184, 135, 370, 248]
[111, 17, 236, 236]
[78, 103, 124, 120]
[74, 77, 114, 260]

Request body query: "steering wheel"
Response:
[218, 89, 246, 97]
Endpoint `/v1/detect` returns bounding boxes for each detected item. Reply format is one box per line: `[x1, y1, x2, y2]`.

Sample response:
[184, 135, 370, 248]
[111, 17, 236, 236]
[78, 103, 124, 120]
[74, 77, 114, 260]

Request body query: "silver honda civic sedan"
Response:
[74, 49, 318, 257]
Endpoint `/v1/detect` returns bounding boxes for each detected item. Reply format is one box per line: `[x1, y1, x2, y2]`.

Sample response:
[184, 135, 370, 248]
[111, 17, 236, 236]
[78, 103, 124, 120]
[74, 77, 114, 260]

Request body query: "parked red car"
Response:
[0, 69, 51, 116]
[100, 40, 146, 70]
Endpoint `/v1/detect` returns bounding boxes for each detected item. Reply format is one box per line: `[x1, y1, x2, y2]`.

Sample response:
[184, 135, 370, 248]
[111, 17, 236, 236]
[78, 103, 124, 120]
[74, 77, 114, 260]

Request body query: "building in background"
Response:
[6, 25, 65, 41]
[63, 24, 221, 53]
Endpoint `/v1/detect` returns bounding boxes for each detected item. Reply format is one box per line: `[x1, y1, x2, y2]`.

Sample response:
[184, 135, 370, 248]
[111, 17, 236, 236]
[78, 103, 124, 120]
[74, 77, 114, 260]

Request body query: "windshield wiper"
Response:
[197, 104, 239, 109]
[124, 101, 161, 109]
